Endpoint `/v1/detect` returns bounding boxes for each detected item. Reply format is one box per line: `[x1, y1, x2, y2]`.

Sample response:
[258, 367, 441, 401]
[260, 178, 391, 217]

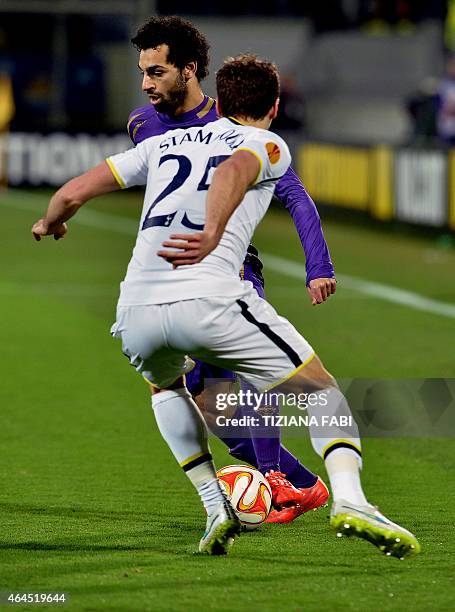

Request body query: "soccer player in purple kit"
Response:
[126, 16, 335, 522]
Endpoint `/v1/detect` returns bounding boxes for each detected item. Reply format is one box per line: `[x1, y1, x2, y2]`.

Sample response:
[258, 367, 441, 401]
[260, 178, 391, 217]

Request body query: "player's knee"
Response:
[283, 353, 337, 392]
[307, 354, 336, 388]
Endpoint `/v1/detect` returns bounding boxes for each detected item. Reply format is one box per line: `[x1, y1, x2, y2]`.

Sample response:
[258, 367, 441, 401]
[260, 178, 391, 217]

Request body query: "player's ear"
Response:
[215, 100, 222, 117]
[270, 98, 280, 120]
[183, 61, 197, 81]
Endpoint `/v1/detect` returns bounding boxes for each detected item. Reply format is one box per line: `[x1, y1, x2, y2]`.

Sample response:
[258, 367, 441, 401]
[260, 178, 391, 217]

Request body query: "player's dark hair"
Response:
[216, 55, 280, 121]
[131, 15, 210, 81]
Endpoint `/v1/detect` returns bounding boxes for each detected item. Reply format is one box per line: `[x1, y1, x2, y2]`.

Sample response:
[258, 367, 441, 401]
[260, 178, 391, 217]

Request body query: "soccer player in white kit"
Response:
[32, 55, 420, 559]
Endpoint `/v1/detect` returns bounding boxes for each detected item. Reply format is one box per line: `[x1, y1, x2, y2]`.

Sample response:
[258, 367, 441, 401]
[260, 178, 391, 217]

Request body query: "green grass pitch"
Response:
[0, 188, 454, 611]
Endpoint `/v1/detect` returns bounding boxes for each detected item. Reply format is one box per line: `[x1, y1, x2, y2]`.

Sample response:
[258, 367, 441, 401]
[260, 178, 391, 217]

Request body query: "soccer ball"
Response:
[216, 464, 272, 530]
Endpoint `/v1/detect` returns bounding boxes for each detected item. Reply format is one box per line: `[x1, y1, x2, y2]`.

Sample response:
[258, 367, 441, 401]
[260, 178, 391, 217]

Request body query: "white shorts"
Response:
[110, 288, 314, 391]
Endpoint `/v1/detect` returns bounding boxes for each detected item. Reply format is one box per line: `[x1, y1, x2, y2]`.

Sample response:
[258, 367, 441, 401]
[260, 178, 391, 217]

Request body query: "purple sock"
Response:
[227, 438, 257, 467]
[251, 436, 281, 474]
[218, 407, 258, 466]
[218, 399, 280, 471]
[279, 447, 318, 488]
[239, 380, 281, 473]
[245, 384, 317, 483]
[217, 388, 317, 486]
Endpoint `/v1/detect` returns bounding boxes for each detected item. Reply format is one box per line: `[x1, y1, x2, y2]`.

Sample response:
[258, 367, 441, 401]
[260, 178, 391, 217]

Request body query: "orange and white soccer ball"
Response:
[216, 464, 272, 530]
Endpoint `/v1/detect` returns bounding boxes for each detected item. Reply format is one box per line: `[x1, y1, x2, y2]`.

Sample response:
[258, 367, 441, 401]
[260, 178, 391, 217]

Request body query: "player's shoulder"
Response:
[128, 103, 150, 120]
[127, 104, 160, 144]
[206, 117, 235, 132]
[127, 104, 153, 129]
[243, 125, 288, 149]
[241, 127, 290, 171]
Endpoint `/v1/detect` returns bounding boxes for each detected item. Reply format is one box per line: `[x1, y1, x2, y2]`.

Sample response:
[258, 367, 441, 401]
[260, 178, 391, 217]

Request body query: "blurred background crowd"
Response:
[2, 0, 455, 230]
[0, 0, 453, 145]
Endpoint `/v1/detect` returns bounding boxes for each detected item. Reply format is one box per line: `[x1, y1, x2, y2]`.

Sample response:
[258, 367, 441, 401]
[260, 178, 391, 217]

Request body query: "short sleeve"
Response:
[106, 139, 150, 189]
[236, 131, 291, 185]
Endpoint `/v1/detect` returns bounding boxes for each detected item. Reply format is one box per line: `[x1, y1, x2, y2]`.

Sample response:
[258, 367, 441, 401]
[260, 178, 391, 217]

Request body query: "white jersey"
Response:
[107, 117, 291, 305]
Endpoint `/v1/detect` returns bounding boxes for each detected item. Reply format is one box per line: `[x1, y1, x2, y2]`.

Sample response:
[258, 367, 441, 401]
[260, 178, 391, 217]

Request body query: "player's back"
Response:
[107, 117, 290, 306]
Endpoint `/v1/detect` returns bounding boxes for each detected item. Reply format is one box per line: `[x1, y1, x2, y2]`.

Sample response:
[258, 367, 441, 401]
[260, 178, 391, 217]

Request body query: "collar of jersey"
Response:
[227, 116, 248, 126]
[156, 95, 211, 124]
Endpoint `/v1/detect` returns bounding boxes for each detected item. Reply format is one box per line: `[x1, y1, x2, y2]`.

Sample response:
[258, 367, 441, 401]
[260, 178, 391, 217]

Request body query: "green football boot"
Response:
[331, 499, 421, 559]
[199, 498, 241, 556]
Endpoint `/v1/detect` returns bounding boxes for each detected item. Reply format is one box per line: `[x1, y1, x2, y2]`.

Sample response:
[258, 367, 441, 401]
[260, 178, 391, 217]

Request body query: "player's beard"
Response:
[152, 72, 187, 116]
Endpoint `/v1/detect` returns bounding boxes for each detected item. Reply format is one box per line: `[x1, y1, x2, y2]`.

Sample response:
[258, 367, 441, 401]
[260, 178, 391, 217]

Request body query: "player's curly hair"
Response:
[131, 15, 210, 81]
[216, 55, 280, 121]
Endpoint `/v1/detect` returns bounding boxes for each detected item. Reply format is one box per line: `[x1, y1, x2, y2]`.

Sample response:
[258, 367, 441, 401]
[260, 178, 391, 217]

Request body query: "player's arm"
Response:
[32, 140, 149, 241]
[31, 162, 121, 241]
[157, 150, 260, 267]
[274, 168, 336, 305]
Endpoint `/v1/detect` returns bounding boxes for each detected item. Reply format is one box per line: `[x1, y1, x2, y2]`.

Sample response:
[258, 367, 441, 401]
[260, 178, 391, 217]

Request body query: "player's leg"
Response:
[149, 380, 241, 555]
[189, 360, 324, 515]
[241, 264, 323, 495]
[186, 292, 419, 557]
[282, 356, 365, 499]
[233, 378, 327, 523]
[172, 295, 318, 515]
[111, 305, 240, 555]
[186, 361, 258, 465]
[195, 375, 319, 486]
[279, 355, 420, 558]
[198, 380, 309, 511]
[188, 365, 279, 471]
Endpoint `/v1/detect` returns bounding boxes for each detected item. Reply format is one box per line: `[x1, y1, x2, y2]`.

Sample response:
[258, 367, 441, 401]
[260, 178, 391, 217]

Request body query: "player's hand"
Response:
[157, 232, 218, 267]
[307, 277, 336, 305]
[32, 219, 68, 242]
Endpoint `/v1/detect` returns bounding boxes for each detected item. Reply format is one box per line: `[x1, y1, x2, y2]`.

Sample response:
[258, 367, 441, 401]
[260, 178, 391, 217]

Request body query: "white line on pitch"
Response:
[2, 190, 139, 234]
[4, 189, 455, 320]
[261, 253, 455, 320]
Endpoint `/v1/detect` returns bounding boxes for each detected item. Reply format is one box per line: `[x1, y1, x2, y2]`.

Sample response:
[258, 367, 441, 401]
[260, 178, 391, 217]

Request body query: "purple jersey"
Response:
[127, 96, 334, 286]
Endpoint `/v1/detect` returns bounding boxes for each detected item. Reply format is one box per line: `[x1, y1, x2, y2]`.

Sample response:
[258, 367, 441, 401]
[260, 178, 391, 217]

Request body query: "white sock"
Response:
[194, 473, 227, 515]
[151, 388, 226, 514]
[325, 448, 368, 506]
[305, 386, 362, 463]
